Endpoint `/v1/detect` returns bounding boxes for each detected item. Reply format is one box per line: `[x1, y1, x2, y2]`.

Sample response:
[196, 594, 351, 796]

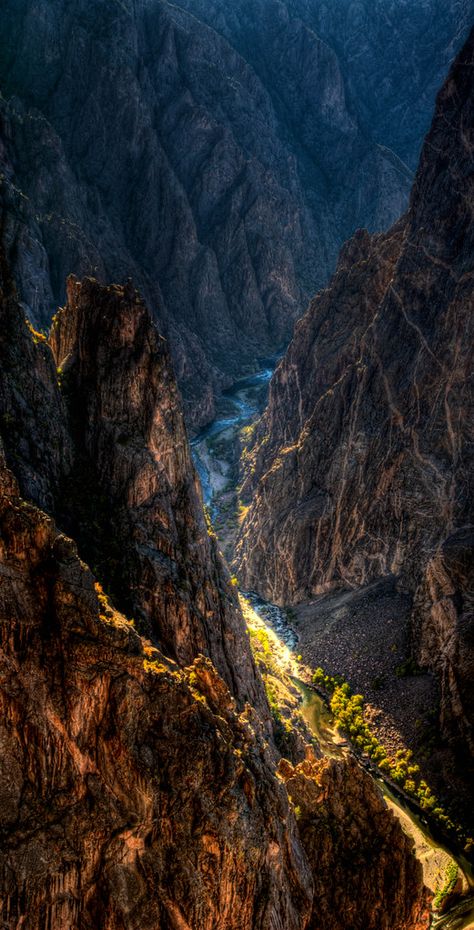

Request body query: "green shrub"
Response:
[433, 862, 459, 911]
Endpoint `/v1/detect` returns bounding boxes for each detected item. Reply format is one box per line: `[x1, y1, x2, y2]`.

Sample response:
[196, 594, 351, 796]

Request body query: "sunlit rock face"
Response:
[1, 0, 468, 427]
[0, 442, 431, 930]
[0, 262, 430, 930]
[237, 31, 474, 749]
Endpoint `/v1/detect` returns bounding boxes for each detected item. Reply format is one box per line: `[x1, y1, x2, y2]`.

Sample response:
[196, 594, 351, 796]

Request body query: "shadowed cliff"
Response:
[0, 259, 430, 929]
[1, 0, 469, 427]
[237, 28, 474, 778]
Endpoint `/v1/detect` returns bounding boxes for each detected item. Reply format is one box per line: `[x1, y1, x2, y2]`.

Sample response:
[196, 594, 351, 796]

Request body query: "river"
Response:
[191, 362, 274, 518]
[191, 368, 474, 930]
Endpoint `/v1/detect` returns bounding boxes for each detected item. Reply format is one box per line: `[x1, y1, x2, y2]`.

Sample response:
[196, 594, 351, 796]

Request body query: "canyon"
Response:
[0, 2, 473, 927]
[237, 26, 474, 838]
[0, 253, 432, 928]
[0, 0, 471, 427]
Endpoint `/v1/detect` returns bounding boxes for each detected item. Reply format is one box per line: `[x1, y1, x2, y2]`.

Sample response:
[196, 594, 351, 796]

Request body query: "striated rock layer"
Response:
[237, 32, 474, 752]
[0, 456, 430, 929]
[280, 756, 430, 930]
[1, 0, 469, 427]
[49, 276, 263, 709]
[0, 259, 430, 928]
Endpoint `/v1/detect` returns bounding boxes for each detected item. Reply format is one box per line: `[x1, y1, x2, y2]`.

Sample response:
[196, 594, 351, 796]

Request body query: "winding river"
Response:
[191, 368, 474, 930]
[191, 363, 274, 516]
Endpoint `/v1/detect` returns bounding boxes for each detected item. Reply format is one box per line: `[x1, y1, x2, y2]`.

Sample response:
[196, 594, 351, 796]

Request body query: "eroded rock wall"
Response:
[0, 260, 430, 929]
[280, 756, 430, 930]
[237, 31, 474, 749]
[0, 451, 313, 930]
[0, 264, 263, 711]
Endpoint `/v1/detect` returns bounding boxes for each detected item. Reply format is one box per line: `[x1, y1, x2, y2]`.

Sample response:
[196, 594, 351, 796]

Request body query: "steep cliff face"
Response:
[294, 0, 473, 170]
[179, 0, 472, 172]
[0, 266, 430, 928]
[413, 528, 474, 756]
[0, 452, 314, 930]
[279, 756, 430, 930]
[2, 0, 467, 427]
[0, 264, 263, 711]
[50, 276, 263, 708]
[237, 32, 474, 744]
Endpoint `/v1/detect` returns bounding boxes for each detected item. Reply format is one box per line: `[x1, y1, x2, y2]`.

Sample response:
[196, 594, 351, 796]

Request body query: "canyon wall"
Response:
[178, 0, 472, 172]
[0, 445, 314, 930]
[0, 261, 430, 928]
[0, 0, 469, 426]
[237, 30, 474, 752]
[0, 257, 263, 712]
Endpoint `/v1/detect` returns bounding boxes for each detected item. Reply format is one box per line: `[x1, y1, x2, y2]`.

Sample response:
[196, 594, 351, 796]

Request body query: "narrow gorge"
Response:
[0, 253, 433, 930]
[236, 23, 474, 874]
[0, 2, 473, 929]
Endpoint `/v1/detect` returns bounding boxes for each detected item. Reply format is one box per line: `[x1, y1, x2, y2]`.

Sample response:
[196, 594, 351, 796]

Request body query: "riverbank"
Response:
[244, 593, 474, 928]
[289, 581, 474, 844]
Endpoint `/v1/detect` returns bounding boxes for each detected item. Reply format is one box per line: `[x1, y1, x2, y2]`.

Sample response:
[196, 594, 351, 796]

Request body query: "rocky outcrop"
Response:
[0, 442, 431, 929]
[0, 264, 263, 711]
[279, 756, 430, 930]
[2, 0, 467, 427]
[237, 32, 474, 746]
[51, 276, 264, 707]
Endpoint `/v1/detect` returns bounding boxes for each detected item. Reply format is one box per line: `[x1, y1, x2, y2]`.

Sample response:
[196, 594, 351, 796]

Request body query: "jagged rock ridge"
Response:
[0, 259, 264, 712]
[237, 30, 474, 756]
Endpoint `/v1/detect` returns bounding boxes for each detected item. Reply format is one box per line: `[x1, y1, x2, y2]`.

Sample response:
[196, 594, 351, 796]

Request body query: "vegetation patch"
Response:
[25, 318, 47, 344]
[433, 862, 459, 911]
[312, 667, 472, 852]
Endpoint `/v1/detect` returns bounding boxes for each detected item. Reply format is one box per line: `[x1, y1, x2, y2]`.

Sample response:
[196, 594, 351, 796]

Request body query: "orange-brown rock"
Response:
[0, 257, 430, 929]
[0, 449, 430, 929]
[0, 264, 264, 712]
[0, 452, 313, 929]
[279, 755, 430, 930]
